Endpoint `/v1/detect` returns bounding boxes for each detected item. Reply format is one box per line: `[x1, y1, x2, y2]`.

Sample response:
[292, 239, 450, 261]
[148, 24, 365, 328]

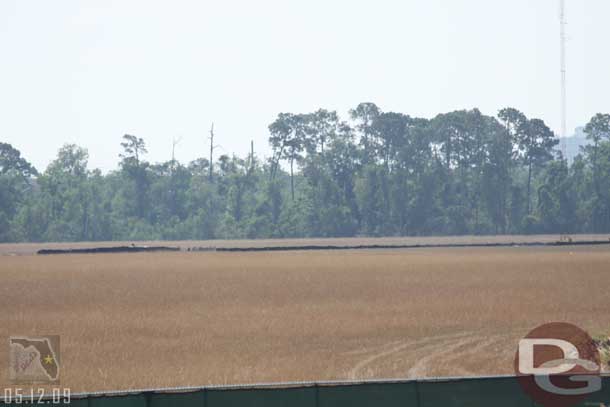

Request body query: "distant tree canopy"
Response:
[1, 104, 609, 242]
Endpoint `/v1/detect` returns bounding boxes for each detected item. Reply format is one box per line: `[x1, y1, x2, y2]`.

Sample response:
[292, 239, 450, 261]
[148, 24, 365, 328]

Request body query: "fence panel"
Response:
[574, 376, 610, 406]
[417, 376, 533, 407]
[62, 397, 90, 407]
[206, 386, 316, 407]
[89, 394, 147, 407]
[4, 376, 610, 406]
[149, 390, 205, 407]
[318, 381, 418, 407]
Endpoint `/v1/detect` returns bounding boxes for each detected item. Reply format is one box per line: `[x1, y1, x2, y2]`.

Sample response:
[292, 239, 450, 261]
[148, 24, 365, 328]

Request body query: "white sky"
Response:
[1, 0, 608, 172]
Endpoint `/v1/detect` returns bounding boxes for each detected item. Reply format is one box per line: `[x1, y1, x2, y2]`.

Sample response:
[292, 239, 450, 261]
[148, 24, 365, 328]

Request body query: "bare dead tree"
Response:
[209, 123, 214, 181]
[171, 136, 182, 173]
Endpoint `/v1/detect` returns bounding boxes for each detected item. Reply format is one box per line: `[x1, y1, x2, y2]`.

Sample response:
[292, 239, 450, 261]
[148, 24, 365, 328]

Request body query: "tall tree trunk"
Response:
[402, 172, 408, 234]
[501, 183, 507, 234]
[290, 157, 295, 201]
[270, 146, 284, 181]
[527, 160, 532, 215]
[82, 197, 89, 240]
[593, 141, 600, 198]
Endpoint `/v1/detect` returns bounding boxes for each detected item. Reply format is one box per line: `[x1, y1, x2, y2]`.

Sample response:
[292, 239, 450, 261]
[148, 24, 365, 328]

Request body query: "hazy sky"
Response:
[1, 0, 609, 172]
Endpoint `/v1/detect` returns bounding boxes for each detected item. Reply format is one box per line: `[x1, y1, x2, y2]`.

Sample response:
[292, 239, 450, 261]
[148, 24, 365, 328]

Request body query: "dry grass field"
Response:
[1, 245, 610, 392]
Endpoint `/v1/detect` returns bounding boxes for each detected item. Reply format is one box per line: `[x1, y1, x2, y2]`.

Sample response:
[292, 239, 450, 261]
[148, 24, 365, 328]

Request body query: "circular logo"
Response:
[514, 322, 601, 407]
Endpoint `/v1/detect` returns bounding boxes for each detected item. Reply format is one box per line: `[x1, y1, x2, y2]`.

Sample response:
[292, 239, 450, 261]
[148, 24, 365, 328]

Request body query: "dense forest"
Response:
[1, 104, 609, 243]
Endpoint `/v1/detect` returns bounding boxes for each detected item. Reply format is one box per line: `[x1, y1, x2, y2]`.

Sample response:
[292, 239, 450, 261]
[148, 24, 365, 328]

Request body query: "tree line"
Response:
[1, 103, 609, 242]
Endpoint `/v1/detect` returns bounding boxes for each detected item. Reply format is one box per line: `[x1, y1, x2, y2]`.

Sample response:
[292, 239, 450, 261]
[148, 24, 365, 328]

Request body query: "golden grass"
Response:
[1, 245, 609, 392]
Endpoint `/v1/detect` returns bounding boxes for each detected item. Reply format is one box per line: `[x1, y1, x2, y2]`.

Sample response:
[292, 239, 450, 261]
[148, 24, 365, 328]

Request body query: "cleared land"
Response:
[1, 245, 609, 392]
[1, 234, 609, 255]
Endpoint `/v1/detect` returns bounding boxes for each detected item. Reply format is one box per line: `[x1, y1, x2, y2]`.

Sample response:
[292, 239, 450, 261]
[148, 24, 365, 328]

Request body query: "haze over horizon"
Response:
[1, 0, 609, 173]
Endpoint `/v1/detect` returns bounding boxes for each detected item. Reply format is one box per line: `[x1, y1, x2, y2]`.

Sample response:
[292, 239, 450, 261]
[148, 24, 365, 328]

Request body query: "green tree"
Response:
[350, 102, 381, 164]
[0, 143, 37, 241]
[584, 114, 610, 212]
[269, 113, 308, 201]
[37, 144, 93, 241]
[518, 118, 558, 214]
[119, 134, 150, 219]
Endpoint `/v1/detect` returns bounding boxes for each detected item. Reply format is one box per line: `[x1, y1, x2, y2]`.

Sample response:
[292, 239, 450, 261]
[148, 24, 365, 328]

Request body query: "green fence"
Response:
[4, 376, 610, 406]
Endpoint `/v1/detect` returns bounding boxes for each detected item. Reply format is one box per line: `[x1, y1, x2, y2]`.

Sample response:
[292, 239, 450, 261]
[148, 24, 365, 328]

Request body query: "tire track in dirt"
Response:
[342, 340, 403, 357]
[433, 335, 507, 377]
[348, 340, 420, 380]
[407, 336, 481, 378]
[405, 334, 509, 378]
[347, 332, 473, 380]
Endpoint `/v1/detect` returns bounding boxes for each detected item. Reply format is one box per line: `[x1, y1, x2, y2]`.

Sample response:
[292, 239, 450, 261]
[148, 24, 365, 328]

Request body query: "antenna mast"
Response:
[560, 0, 568, 160]
[559, 0, 572, 242]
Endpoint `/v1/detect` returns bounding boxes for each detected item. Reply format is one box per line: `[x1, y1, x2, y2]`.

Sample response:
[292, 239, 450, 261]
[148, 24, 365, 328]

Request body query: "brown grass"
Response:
[1, 245, 609, 392]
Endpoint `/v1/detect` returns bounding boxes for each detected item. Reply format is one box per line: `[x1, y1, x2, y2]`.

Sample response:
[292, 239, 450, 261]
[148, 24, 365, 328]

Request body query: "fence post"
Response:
[143, 391, 153, 407]
[314, 382, 319, 407]
[414, 380, 422, 407]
